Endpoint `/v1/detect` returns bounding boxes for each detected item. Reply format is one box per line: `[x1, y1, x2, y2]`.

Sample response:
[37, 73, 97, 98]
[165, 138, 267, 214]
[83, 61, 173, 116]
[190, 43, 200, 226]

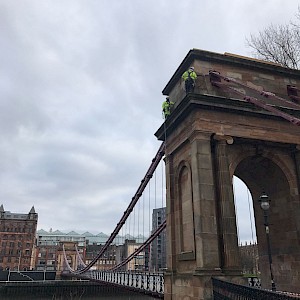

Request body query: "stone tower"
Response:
[155, 49, 300, 299]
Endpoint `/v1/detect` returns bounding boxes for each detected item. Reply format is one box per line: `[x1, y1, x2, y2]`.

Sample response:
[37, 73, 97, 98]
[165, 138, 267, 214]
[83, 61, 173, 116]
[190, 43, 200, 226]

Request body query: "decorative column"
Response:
[190, 133, 221, 272]
[165, 153, 176, 272]
[293, 147, 300, 240]
[294, 146, 300, 195]
[213, 134, 241, 273]
[164, 152, 176, 300]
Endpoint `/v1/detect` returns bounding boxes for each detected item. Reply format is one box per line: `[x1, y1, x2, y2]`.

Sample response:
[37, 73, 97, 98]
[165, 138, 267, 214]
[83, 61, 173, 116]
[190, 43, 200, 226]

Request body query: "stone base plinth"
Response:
[164, 270, 244, 300]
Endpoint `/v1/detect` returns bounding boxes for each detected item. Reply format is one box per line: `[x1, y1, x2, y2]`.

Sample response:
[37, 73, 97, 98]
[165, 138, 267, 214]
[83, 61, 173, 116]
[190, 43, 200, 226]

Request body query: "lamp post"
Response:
[259, 192, 276, 292]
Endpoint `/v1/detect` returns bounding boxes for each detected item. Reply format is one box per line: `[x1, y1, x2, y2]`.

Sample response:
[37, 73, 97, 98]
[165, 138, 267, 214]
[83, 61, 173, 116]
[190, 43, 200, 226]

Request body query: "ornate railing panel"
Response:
[82, 270, 164, 298]
[212, 278, 300, 300]
[247, 276, 261, 288]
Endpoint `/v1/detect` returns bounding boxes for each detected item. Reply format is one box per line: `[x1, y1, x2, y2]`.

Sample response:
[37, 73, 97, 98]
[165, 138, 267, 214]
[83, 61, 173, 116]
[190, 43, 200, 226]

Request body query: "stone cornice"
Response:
[162, 49, 300, 95]
[154, 93, 300, 142]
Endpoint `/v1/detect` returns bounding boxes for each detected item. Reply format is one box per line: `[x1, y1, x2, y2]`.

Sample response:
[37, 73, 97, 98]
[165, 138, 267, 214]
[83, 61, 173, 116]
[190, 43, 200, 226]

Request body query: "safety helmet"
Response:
[189, 66, 195, 70]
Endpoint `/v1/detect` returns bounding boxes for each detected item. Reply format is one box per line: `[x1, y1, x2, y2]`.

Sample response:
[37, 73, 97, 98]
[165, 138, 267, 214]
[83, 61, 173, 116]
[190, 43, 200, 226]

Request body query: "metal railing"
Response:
[212, 278, 300, 300]
[81, 270, 164, 298]
[247, 276, 261, 288]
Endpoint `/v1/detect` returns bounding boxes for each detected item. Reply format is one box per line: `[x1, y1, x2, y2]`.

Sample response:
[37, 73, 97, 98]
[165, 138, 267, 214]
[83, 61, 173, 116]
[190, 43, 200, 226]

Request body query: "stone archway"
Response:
[233, 148, 299, 292]
[155, 49, 300, 299]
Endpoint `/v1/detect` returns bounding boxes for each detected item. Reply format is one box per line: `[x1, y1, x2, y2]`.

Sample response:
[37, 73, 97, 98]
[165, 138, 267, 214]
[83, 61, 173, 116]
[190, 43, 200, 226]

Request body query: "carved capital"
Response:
[188, 130, 212, 144]
[213, 133, 234, 145]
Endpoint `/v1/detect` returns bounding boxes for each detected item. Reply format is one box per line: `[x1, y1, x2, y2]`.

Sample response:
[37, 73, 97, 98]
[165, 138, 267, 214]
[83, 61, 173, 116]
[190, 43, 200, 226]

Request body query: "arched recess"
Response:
[175, 161, 195, 256]
[234, 153, 297, 289]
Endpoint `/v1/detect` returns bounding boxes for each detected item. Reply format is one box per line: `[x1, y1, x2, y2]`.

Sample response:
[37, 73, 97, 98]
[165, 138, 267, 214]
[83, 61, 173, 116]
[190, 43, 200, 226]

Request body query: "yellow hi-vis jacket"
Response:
[182, 70, 197, 81]
[162, 100, 174, 117]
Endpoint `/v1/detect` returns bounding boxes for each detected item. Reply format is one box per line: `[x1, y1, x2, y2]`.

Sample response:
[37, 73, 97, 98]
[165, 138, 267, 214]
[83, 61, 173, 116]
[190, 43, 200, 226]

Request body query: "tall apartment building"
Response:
[0, 205, 38, 271]
[151, 207, 166, 271]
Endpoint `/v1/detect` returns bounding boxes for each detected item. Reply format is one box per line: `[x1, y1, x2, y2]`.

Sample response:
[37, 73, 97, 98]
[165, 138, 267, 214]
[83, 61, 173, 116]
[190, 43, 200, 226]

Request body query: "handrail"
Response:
[212, 278, 300, 299]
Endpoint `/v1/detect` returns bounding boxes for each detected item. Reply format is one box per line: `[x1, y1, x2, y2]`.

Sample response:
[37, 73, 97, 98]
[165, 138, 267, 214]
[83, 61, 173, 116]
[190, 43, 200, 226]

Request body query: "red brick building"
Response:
[0, 205, 38, 271]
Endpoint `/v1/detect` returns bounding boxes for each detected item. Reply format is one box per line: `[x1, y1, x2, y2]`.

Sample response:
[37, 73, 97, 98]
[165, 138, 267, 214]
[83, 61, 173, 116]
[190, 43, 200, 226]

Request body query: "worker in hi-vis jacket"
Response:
[182, 66, 197, 93]
[162, 97, 174, 119]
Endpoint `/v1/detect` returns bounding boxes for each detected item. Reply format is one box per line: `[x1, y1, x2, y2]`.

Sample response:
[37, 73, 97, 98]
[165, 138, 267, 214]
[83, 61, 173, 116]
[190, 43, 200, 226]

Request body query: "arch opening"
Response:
[233, 154, 296, 290]
[233, 176, 256, 245]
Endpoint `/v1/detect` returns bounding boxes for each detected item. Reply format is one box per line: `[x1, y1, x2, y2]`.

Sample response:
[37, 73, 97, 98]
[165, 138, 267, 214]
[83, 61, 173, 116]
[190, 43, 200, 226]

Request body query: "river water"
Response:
[0, 286, 158, 299]
[1, 294, 157, 300]
[0, 280, 159, 299]
[1, 296, 157, 300]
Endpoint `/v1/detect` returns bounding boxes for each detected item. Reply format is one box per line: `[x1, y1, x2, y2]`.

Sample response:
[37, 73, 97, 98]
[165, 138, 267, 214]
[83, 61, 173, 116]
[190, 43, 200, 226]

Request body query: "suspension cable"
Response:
[210, 70, 300, 110]
[149, 180, 151, 237]
[69, 142, 165, 274]
[110, 220, 166, 271]
[162, 161, 164, 208]
[209, 71, 300, 126]
[75, 245, 86, 268]
[247, 187, 255, 243]
[232, 178, 240, 244]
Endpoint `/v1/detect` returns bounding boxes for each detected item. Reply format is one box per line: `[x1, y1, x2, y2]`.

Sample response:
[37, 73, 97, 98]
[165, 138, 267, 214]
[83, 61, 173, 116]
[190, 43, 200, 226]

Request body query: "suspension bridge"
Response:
[60, 49, 300, 300]
[61, 141, 168, 298]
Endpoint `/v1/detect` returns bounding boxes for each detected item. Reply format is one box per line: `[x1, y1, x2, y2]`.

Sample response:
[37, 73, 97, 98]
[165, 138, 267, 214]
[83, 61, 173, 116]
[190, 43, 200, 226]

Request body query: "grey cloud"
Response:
[0, 0, 298, 239]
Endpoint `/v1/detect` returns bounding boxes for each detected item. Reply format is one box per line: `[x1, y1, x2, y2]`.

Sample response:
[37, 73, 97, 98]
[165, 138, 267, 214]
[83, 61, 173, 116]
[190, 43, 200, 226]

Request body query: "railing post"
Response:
[130, 272, 134, 287]
[152, 273, 156, 292]
[126, 272, 129, 286]
[159, 273, 164, 293]
[146, 272, 150, 290]
[141, 273, 144, 289]
[135, 273, 139, 288]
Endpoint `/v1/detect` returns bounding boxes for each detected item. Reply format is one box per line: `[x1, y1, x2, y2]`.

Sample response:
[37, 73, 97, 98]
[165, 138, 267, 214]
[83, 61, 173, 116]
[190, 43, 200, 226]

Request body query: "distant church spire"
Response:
[29, 206, 36, 214]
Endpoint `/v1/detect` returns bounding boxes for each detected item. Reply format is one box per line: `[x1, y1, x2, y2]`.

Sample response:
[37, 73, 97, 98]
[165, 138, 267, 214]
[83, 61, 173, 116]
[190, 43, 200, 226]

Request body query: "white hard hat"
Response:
[189, 66, 194, 70]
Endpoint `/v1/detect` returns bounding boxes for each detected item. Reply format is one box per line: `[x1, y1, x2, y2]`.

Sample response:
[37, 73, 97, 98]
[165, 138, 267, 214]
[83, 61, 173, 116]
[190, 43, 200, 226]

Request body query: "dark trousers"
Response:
[185, 78, 195, 93]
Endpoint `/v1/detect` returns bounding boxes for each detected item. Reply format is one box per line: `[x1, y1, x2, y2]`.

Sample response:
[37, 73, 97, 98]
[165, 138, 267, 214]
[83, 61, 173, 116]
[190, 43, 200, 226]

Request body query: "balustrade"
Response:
[212, 278, 300, 300]
[84, 270, 164, 297]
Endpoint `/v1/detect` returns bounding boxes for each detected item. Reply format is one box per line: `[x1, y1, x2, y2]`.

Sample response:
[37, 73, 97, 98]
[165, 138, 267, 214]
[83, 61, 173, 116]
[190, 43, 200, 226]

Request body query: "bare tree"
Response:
[247, 17, 300, 69]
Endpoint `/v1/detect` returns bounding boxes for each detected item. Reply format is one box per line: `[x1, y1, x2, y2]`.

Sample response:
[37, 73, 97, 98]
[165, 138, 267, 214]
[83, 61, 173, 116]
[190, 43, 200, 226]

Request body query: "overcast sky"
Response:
[1, 0, 298, 243]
